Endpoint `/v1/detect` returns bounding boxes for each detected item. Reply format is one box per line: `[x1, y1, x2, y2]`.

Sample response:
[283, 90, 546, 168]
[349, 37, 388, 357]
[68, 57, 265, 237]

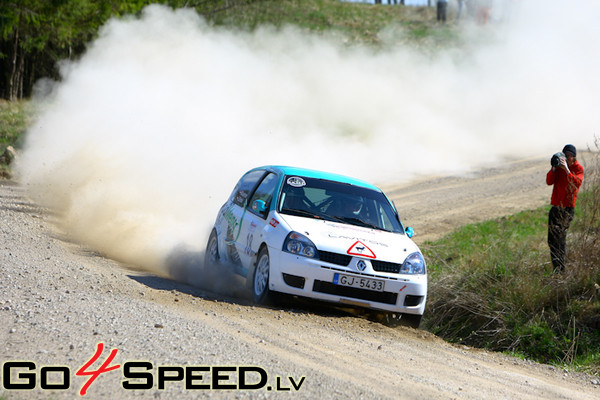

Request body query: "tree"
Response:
[0, 0, 149, 100]
[0, 0, 269, 100]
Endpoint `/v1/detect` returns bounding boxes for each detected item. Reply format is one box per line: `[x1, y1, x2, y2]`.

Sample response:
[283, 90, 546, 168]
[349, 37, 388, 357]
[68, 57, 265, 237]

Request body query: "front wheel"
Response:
[398, 313, 422, 329]
[375, 312, 422, 329]
[249, 247, 271, 304]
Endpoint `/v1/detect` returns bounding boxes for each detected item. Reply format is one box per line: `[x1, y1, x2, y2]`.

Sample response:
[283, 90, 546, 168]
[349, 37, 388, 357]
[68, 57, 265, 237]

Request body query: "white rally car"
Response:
[205, 166, 427, 328]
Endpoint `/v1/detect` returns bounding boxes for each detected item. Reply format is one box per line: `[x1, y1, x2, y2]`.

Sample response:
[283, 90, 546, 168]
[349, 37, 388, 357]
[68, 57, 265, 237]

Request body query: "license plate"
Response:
[333, 273, 385, 292]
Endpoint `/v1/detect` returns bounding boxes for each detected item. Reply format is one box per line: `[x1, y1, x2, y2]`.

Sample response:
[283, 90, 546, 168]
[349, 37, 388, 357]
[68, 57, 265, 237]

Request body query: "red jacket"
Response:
[546, 161, 584, 207]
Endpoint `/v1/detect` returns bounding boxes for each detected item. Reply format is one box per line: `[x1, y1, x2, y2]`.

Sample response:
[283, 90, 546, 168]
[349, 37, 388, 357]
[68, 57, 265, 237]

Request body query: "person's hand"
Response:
[559, 156, 570, 174]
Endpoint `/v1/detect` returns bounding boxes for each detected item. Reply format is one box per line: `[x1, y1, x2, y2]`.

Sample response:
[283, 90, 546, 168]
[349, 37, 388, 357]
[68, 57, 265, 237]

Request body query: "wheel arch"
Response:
[250, 241, 269, 270]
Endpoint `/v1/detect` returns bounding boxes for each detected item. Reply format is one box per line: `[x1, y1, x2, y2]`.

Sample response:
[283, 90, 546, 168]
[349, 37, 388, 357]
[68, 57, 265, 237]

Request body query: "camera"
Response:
[551, 151, 565, 167]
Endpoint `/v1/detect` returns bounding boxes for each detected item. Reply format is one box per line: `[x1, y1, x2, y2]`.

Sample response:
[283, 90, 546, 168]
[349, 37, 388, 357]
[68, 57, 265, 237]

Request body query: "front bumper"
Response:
[268, 249, 427, 315]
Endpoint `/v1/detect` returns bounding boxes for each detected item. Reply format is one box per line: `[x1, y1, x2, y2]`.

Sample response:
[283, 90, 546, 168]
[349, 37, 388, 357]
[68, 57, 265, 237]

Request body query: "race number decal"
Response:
[286, 177, 306, 187]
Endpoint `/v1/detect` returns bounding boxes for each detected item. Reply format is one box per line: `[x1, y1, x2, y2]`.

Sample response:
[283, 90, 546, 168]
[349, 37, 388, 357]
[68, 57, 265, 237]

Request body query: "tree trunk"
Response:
[9, 28, 19, 101]
[16, 47, 24, 99]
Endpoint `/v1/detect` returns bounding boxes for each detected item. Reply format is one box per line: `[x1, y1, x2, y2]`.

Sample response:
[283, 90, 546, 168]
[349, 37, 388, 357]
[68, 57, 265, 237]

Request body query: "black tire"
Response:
[375, 312, 422, 329]
[248, 247, 271, 304]
[204, 230, 220, 274]
[399, 313, 422, 329]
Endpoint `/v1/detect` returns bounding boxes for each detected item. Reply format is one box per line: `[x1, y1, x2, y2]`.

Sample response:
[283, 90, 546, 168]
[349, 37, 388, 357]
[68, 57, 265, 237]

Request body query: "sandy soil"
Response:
[382, 156, 553, 244]
[1, 156, 598, 399]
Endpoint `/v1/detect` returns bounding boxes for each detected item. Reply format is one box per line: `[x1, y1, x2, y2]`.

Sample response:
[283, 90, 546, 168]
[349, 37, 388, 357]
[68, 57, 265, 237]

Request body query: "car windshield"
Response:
[278, 175, 405, 234]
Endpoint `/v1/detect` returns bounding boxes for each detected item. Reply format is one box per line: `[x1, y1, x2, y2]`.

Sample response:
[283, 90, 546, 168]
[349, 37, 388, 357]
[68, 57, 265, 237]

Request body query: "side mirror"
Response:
[252, 199, 267, 213]
[405, 226, 415, 238]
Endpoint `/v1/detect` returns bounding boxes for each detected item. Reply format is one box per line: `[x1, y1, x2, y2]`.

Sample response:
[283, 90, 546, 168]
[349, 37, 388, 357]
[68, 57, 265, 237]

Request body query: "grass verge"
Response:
[423, 146, 600, 375]
[0, 100, 33, 178]
[210, 0, 461, 50]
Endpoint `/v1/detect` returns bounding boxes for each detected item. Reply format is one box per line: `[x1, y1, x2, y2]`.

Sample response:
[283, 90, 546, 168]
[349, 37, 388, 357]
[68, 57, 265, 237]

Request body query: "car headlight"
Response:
[400, 252, 426, 275]
[283, 232, 318, 258]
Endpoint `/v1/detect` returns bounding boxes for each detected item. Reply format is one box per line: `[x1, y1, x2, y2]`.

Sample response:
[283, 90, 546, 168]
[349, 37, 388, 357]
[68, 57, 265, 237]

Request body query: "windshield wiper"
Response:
[281, 208, 325, 220]
[336, 217, 386, 231]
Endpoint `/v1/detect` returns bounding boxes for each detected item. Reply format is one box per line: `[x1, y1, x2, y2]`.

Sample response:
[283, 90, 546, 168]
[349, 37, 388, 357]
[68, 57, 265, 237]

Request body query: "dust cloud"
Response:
[15, 2, 599, 275]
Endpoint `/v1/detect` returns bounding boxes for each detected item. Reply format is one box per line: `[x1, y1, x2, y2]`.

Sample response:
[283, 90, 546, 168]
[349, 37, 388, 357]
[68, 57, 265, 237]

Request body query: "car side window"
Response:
[248, 173, 278, 218]
[232, 170, 266, 207]
[377, 203, 397, 231]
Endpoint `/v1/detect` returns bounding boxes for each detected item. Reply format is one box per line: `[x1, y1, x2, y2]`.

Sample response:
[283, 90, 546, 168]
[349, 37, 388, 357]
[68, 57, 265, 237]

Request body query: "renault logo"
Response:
[357, 260, 367, 271]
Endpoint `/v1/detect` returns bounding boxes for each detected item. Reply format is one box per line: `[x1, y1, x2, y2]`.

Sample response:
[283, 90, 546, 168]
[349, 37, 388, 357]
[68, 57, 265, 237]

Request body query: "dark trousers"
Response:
[548, 206, 575, 271]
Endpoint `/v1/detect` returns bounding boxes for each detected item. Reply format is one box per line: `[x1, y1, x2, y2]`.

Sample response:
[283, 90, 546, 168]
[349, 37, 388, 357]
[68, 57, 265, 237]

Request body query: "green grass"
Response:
[425, 208, 550, 273]
[422, 194, 600, 375]
[210, 0, 461, 50]
[0, 100, 33, 177]
[0, 100, 30, 148]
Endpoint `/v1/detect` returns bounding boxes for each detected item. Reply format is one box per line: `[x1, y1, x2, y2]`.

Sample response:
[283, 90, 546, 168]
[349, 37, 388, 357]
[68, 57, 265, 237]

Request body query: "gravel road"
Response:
[1, 158, 599, 399]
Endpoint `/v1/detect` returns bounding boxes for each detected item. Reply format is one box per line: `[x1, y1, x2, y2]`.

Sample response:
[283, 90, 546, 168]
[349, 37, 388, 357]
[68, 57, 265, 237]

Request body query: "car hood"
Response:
[278, 214, 420, 264]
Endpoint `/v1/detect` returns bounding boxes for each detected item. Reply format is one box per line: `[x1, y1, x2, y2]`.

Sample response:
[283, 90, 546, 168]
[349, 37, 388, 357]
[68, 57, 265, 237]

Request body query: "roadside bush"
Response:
[423, 144, 600, 374]
[571, 138, 600, 270]
[0, 100, 32, 178]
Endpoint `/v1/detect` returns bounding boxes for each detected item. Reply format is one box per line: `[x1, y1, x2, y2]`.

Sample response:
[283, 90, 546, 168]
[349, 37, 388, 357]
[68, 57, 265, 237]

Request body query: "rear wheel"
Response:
[204, 230, 219, 274]
[249, 247, 271, 304]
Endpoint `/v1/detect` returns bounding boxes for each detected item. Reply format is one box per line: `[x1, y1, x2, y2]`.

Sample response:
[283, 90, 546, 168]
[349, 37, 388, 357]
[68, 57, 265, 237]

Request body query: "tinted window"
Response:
[279, 175, 404, 233]
[232, 170, 266, 207]
[248, 173, 279, 218]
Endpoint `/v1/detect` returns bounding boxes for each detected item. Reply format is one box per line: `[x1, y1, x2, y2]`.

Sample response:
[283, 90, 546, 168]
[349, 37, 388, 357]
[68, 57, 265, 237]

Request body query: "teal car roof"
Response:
[255, 165, 381, 191]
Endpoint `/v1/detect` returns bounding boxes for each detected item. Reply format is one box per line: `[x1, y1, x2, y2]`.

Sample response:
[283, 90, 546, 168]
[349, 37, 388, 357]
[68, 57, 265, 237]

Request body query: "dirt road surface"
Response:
[1, 156, 598, 399]
[381, 156, 554, 244]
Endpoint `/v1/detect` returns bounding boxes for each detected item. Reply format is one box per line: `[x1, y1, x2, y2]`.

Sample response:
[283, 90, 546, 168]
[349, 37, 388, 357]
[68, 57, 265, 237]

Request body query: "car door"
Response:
[235, 172, 279, 277]
[221, 170, 266, 270]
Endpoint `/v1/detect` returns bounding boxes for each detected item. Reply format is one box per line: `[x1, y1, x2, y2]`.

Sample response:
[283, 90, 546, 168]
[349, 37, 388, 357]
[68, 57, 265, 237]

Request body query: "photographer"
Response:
[546, 144, 584, 272]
